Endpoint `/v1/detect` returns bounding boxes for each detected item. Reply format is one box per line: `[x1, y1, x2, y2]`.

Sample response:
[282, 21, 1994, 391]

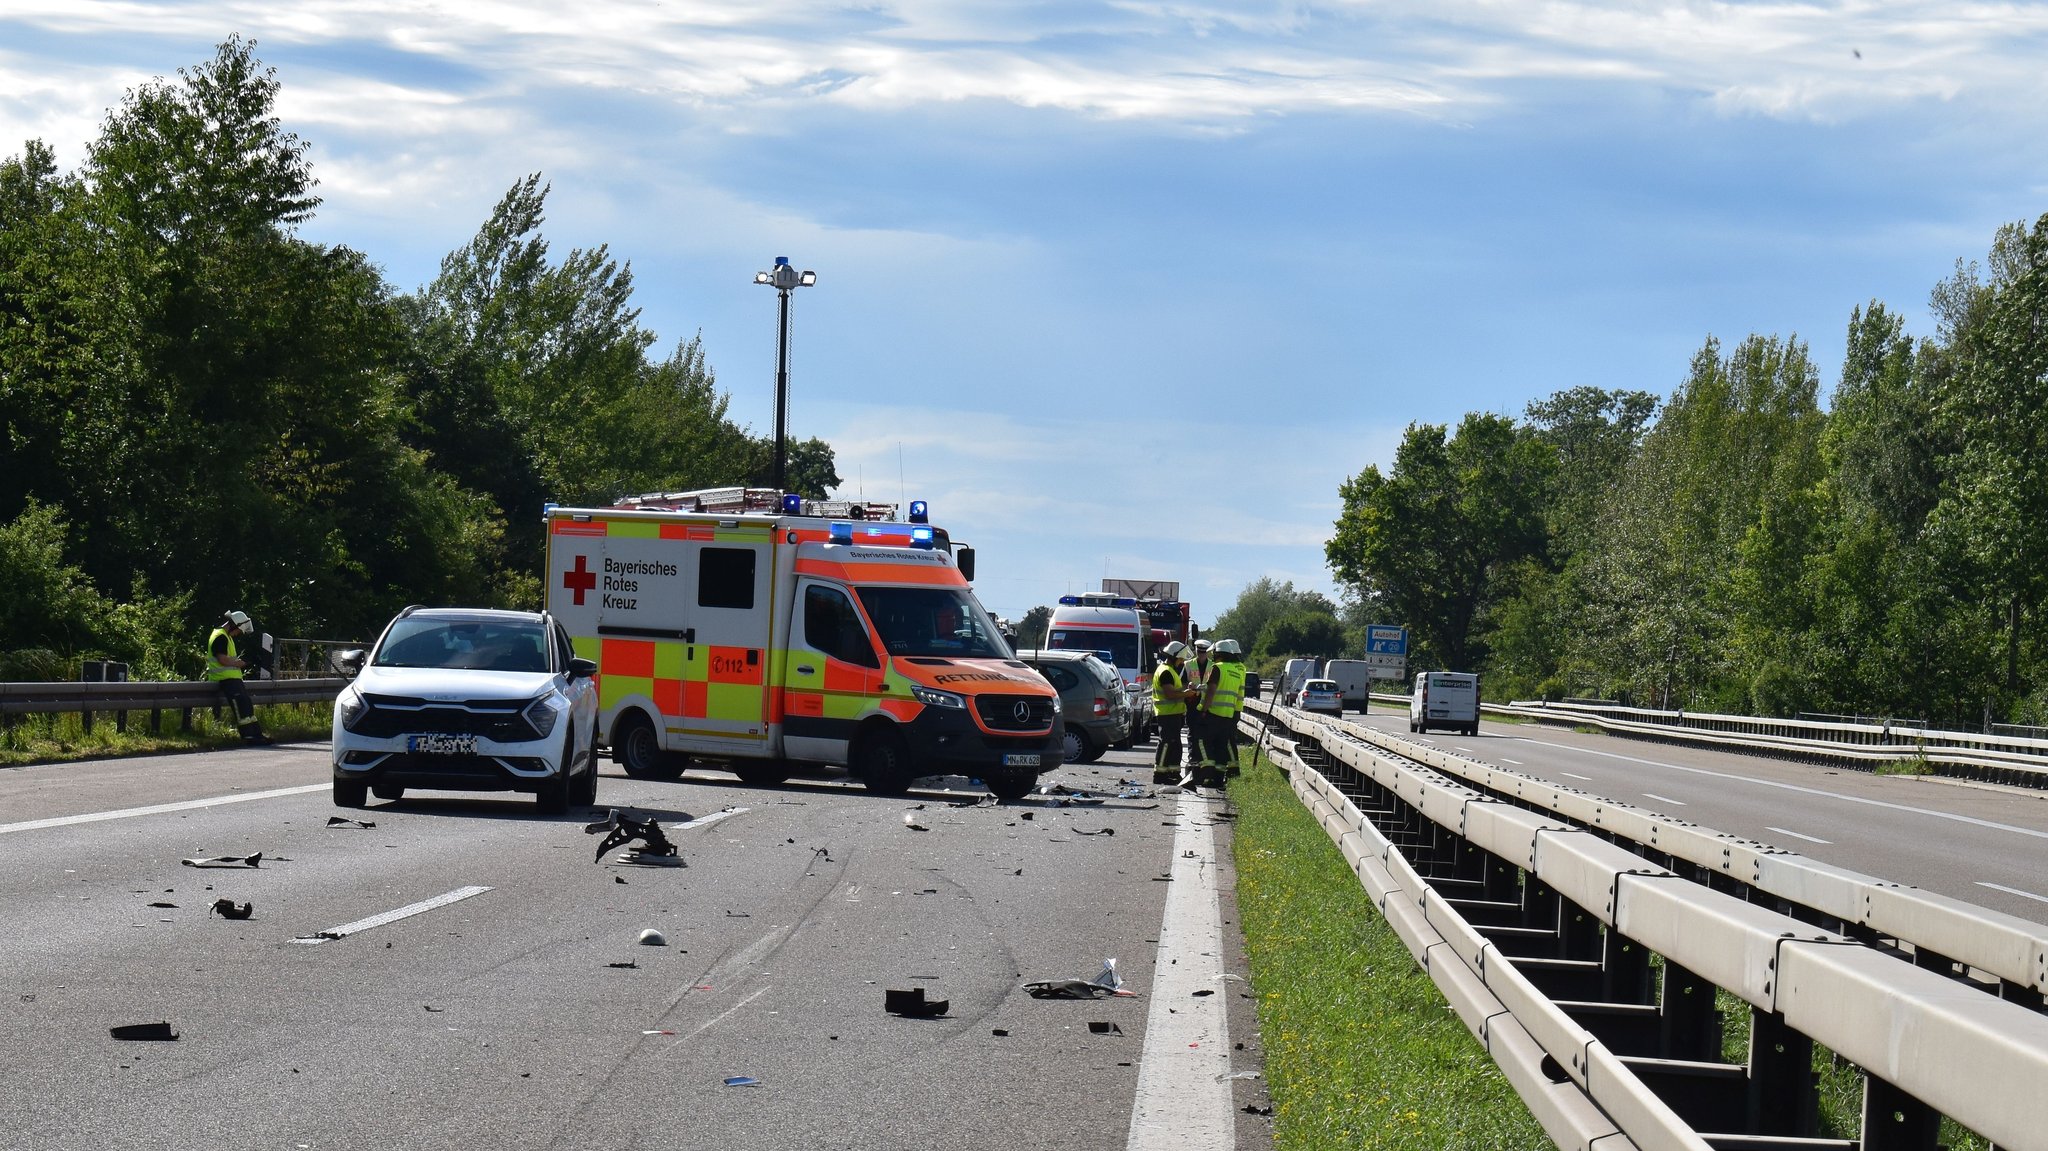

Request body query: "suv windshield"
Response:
[374, 617, 550, 673]
[1047, 629, 1139, 671]
[856, 587, 1012, 659]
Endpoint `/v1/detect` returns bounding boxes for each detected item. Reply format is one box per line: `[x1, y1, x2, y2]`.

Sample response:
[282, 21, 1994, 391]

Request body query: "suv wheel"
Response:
[334, 778, 367, 808]
[570, 730, 599, 806]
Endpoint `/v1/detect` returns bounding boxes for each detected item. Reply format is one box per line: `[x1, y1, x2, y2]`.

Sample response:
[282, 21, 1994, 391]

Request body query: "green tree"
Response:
[1015, 605, 1052, 648]
[1326, 413, 1553, 670]
[1255, 610, 1346, 664]
[1208, 577, 1337, 653]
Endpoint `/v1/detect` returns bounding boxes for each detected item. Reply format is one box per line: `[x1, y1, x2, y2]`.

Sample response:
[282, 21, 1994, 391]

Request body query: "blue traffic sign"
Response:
[1366, 625, 1408, 656]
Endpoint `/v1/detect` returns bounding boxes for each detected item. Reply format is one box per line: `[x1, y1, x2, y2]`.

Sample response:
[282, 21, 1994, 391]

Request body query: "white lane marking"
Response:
[1766, 826, 1831, 845]
[1500, 758, 1525, 766]
[675, 985, 774, 1044]
[1126, 792, 1234, 1151]
[1453, 746, 1476, 755]
[0, 784, 330, 837]
[677, 807, 747, 831]
[1522, 739, 2048, 842]
[1559, 772, 1593, 781]
[292, 885, 493, 944]
[1977, 882, 2048, 906]
[1641, 792, 1688, 807]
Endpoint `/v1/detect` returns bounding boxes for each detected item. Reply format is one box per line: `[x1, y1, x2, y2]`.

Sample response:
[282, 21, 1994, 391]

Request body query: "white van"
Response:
[1323, 659, 1373, 711]
[1410, 671, 1480, 735]
[1278, 657, 1321, 706]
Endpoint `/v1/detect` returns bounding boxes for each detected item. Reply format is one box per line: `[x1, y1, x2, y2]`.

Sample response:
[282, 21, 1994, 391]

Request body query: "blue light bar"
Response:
[1114, 597, 1137, 607]
[910, 526, 934, 549]
[829, 522, 853, 545]
[908, 500, 928, 524]
[1058, 595, 1080, 605]
[781, 493, 803, 514]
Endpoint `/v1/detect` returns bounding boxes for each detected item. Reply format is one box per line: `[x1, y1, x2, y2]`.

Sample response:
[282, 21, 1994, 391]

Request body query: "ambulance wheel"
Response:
[734, 762, 790, 786]
[986, 771, 1034, 801]
[333, 778, 367, 808]
[613, 712, 683, 781]
[854, 729, 914, 795]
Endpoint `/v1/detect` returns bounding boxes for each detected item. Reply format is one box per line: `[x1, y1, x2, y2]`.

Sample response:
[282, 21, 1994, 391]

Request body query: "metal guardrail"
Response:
[1493, 698, 2048, 788]
[0, 678, 348, 734]
[1248, 700, 2048, 1150]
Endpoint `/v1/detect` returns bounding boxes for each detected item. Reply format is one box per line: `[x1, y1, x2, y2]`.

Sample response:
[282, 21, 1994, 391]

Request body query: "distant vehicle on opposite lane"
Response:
[1410, 671, 1480, 736]
[1297, 678, 1344, 717]
[1323, 659, 1373, 711]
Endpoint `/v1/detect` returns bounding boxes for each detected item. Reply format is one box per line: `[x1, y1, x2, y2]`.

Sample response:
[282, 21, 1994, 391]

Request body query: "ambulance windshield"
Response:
[856, 586, 1011, 659]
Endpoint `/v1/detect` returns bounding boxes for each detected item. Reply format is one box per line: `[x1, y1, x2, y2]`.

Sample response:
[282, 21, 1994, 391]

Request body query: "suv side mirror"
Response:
[568, 657, 599, 680]
[334, 649, 366, 678]
[955, 546, 975, 582]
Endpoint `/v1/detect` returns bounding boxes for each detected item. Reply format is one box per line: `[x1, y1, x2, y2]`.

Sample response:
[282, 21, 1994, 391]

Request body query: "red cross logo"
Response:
[563, 554, 597, 605]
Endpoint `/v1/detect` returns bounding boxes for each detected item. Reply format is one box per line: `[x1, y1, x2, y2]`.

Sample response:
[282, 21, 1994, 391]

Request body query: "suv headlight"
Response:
[336, 686, 368, 732]
[910, 685, 966, 709]
[523, 694, 561, 739]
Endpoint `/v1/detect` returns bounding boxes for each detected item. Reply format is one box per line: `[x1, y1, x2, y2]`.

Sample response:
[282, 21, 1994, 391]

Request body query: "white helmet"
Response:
[224, 610, 253, 634]
[1193, 638, 1212, 650]
[1213, 638, 1242, 655]
[1162, 640, 1187, 658]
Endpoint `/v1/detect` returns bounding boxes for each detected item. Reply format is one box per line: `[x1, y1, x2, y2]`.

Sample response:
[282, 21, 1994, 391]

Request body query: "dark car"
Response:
[1013, 648, 1135, 763]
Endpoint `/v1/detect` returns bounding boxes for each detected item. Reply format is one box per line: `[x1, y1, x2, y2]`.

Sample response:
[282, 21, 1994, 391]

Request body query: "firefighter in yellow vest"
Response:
[1195, 638, 1246, 787]
[1150, 641, 1198, 785]
[205, 610, 269, 745]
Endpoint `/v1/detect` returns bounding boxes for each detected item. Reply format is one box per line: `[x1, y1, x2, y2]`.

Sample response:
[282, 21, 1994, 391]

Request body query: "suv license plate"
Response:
[408, 733, 478, 755]
[1002, 754, 1040, 767]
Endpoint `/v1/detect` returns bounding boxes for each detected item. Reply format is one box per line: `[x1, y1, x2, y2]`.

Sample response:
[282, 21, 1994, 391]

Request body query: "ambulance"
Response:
[544, 489, 1062, 800]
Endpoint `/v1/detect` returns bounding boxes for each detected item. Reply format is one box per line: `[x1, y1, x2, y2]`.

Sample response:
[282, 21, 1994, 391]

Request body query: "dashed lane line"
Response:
[1766, 826, 1831, 845]
[1978, 882, 2048, 906]
[1642, 792, 1688, 807]
[1559, 772, 1593, 781]
[292, 885, 494, 944]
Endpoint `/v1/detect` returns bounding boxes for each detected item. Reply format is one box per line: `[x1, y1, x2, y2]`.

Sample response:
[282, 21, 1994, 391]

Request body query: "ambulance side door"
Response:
[782, 580, 884, 766]
[668, 536, 774, 754]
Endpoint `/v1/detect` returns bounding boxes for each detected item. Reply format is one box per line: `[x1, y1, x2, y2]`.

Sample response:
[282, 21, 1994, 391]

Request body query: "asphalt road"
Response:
[0, 743, 1272, 1151]
[1332, 703, 2048, 924]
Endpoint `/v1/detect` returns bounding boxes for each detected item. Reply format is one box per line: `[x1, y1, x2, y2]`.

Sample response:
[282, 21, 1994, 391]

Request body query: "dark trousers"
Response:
[1153, 713, 1185, 775]
[216, 678, 261, 736]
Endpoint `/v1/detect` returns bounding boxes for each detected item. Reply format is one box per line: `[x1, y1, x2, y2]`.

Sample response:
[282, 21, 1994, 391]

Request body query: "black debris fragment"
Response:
[724, 910, 750, 918]
[325, 815, 376, 829]
[182, 853, 262, 869]
[423, 1005, 444, 1013]
[1087, 1021, 1122, 1035]
[1072, 828, 1115, 837]
[991, 1028, 1009, 1037]
[1243, 1104, 1274, 1116]
[884, 988, 949, 1018]
[614, 876, 628, 885]
[1191, 989, 1215, 997]
[209, 899, 253, 920]
[1024, 959, 1130, 999]
[147, 901, 177, 909]
[607, 961, 639, 969]
[109, 1022, 177, 1041]
[584, 809, 682, 867]
[1020, 812, 1034, 822]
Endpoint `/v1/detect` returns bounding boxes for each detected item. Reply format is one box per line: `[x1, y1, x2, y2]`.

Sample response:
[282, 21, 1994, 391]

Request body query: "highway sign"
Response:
[1366, 625, 1408, 656]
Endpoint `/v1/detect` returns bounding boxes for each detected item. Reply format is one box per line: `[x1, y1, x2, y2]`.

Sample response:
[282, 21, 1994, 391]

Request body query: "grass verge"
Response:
[1230, 745, 1547, 1149]
[0, 701, 332, 767]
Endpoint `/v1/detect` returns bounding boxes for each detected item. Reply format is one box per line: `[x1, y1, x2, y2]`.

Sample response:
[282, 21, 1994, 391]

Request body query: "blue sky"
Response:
[5, 2, 2045, 627]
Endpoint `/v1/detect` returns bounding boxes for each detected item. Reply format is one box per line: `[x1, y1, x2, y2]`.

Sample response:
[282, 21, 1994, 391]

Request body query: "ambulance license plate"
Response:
[408, 733, 477, 755]
[1002, 754, 1040, 767]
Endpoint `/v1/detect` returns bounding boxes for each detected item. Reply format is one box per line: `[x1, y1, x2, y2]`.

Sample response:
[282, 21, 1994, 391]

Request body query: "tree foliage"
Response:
[0, 39, 839, 674]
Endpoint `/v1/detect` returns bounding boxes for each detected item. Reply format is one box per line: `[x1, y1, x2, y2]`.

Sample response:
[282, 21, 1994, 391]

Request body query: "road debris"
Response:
[182, 853, 262, 869]
[325, 815, 376, 829]
[586, 810, 683, 867]
[637, 928, 667, 946]
[884, 988, 950, 1018]
[606, 961, 639, 969]
[1071, 827, 1115, 837]
[1025, 958, 1134, 999]
[1242, 1104, 1274, 1116]
[1191, 989, 1215, 997]
[109, 1022, 178, 1041]
[723, 1076, 763, 1087]
[147, 901, 177, 909]
[1088, 1021, 1122, 1035]
[902, 811, 930, 831]
[209, 899, 253, 920]
[991, 1028, 1009, 1037]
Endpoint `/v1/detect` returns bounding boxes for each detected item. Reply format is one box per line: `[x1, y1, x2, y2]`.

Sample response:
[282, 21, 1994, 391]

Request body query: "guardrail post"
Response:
[1859, 1074, 1941, 1151]
[1659, 960, 1722, 1062]
[1523, 878, 1561, 933]
[1561, 900, 1603, 961]
[148, 706, 161, 734]
[1746, 1008, 1818, 1137]
[1604, 930, 1654, 1003]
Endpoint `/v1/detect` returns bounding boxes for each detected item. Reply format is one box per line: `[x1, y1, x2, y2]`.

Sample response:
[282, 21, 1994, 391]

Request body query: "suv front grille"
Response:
[352, 694, 539, 742]
[974, 694, 1057, 733]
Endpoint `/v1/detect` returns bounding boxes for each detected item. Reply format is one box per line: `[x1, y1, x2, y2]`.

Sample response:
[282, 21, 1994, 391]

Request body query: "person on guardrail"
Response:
[1150, 641, 1198, 786]
[205, 610, 270, 745]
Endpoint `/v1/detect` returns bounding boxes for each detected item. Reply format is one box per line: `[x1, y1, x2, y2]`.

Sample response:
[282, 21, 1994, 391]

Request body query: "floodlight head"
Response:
[754, 271, 771, 285]
[799, 270, 817, 287]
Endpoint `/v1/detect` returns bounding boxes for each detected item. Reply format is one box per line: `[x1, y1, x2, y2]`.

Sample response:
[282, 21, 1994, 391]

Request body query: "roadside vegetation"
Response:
[0, 702, 331, 768]
[1230, 747, 1546, 1149]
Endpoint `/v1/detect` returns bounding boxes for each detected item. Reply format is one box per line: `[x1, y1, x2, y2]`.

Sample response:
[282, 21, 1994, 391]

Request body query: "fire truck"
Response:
[544, 488, 1062, 800]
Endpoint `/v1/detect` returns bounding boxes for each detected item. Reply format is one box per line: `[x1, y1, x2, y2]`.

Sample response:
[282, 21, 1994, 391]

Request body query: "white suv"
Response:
[331, 607, 600, 814]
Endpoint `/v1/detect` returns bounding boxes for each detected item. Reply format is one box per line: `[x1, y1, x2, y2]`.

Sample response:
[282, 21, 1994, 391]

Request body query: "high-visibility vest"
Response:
[1152, 662, 1186, 716]
[1209, 660, 1245, 720]
[205, 627, 242, 682]
[1188, 658, 1212, 709]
